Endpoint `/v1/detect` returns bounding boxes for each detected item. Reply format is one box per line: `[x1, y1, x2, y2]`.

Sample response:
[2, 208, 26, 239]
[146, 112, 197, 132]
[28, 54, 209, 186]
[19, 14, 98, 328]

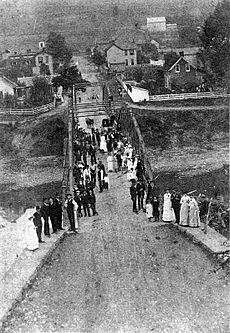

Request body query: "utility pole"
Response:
[68, 94, 74, 196]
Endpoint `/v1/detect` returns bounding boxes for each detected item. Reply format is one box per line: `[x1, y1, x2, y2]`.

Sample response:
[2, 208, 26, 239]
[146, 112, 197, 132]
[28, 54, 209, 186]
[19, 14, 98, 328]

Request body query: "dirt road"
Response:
[1, 56, 229, 333]
[1, 166, 229, 333]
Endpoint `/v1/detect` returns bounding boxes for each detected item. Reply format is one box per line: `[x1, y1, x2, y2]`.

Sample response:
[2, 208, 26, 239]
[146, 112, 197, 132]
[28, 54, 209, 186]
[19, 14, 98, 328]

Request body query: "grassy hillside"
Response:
[0, 0, 218, 52]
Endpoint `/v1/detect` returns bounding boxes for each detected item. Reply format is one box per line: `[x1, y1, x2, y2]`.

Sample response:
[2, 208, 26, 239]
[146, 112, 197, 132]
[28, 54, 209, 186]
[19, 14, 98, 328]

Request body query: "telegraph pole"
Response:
[68, 88, 74, 196]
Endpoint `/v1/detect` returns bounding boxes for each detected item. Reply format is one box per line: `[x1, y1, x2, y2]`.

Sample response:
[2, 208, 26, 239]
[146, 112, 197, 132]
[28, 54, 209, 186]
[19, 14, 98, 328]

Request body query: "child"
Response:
[104, 173, 109, 190]
[146, 200, 153, 221]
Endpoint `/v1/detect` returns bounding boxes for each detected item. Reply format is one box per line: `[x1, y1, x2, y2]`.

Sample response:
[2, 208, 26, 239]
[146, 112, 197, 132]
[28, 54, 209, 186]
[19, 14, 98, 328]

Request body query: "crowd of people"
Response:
[129, 167, 210, 227]
[25, 114, 210, 251]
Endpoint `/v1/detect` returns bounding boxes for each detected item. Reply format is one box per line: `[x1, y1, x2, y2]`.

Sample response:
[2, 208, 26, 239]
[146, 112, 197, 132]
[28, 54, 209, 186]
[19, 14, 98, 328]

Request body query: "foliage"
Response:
[137, 43, 159, 64]
[29, 77, 53, 106]
[0, 93, 17, 108]
[125, 66, 144, 82]
[46, 32, 72, 68]
[52, 65, 88, 91]
[91, 48, 106, 66]
[124, 65, 165, 94]
[1, 62, 33, 82]
[164, 52, 179, 70]
[39, 63, 51, 76]
[200, 0, 230, 86]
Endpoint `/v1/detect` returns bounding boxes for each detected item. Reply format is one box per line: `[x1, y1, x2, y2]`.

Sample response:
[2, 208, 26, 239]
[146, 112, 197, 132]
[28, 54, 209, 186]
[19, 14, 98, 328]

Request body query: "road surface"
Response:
[1, 56, 229, 333]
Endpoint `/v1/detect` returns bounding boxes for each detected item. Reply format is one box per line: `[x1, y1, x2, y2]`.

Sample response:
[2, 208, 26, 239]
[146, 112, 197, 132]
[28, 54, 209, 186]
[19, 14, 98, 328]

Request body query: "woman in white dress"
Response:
[25, 216, 39, 251]
[179, 193, 190, 226]
[100, 134, 108, 152]
[188, 196, 201, 227]
[127, 157, 133, 171]
[146, 200, 153, 221]
[162, 190, 175, 222]
[107, 154, 114, 172]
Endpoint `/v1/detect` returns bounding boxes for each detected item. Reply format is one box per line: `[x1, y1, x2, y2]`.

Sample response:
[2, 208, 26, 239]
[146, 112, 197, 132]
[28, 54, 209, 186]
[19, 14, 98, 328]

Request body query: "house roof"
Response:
[0, 76, 18, 87]
[106, 42, 136, 52]
[168, 56, 196, 72]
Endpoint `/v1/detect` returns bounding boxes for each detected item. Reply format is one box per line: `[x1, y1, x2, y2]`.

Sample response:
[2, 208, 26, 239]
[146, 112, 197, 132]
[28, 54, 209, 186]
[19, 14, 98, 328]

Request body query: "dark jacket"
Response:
[33, 212, 42, 227]
[130, 185, 137, 200]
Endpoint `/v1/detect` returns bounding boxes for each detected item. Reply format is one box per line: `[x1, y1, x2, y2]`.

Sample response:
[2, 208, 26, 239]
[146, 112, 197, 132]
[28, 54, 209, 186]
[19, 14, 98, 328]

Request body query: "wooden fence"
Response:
[0, 102, 55, 117]
[149, 92, 230, 102]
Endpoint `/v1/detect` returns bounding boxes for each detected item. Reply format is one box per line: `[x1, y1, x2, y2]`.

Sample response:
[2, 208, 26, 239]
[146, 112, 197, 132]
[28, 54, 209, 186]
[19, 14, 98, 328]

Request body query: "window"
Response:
[175, 64, 180, 73]
[25, 60, 31, 65]
[39, 42, 45, 49]
[185, 63, 190, 72]
[45, 56, 49, 63]
[131, 59, 134, 65]
[125, 59, 128, 66]
[38, 56, 43, 63]
[125, 50, 128, 56]
[130, 49, 134, 55]
[12, 61, 17, 65]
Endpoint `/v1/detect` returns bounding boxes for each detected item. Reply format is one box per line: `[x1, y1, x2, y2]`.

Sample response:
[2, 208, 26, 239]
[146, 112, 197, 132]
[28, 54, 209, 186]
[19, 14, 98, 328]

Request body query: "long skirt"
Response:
[146, 204, 153, 218]
[100, 139, 108, 152]
[188, 206, 200, 227]
[108, 160, 114, 172]
[25, 221, 39, 251]
[179, 203, 189, 226]
[163, 202, 175, 222]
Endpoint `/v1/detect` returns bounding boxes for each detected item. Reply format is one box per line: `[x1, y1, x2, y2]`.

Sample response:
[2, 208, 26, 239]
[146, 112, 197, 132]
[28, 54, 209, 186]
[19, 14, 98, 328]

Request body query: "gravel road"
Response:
[1, 170, 229, 333]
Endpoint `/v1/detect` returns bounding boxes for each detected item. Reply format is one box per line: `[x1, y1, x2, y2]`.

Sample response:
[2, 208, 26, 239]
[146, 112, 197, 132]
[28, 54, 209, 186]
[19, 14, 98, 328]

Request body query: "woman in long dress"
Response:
[25, 216, 39, 251]
[188, 196, 201, 227]
[162, 190, 175, 222]
[107, 154, 114, 172]
[100, 134, 108, 152]
[146, 200, 153, 221]
[179, 193, 190, 226]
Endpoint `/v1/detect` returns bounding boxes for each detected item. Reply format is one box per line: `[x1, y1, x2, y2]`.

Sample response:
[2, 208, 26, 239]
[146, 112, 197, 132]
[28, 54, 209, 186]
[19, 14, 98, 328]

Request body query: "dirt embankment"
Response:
[136, 108, 229, 200]
[0, 113, 67, 215]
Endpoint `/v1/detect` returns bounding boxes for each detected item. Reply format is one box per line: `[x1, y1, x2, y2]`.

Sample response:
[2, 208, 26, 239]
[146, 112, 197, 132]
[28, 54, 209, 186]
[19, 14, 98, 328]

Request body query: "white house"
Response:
[0, 76, 17, 97]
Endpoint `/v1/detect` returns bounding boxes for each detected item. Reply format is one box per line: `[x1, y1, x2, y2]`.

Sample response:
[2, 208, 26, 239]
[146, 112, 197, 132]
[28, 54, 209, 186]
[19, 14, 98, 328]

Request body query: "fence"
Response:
[118, 105, 153, 182]
[0, 102, 55, 117]
[149, 92, 230, 102]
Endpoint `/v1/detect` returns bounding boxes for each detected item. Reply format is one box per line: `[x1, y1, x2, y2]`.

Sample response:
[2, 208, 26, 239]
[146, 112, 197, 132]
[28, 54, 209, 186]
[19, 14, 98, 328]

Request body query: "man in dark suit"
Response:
[40, 198, 51, 237]
[130, 181, 138, 214]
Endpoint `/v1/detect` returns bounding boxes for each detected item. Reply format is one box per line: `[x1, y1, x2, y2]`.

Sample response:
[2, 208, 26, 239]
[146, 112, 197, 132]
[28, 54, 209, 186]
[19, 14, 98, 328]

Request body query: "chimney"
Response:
[179, 51, 184, 57]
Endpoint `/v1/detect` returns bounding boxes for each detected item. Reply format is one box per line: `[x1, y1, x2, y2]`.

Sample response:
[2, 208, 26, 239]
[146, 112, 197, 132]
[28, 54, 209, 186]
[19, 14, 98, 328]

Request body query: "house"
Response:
[160, 47, 203, 68]
[147, 17, 167, 32]
[165, 56, 203, 92]
[0, 48, 54, 78]
[106, 42, 137, 71]
[33, 50, 54, 75]
[0, 76, 18, 97]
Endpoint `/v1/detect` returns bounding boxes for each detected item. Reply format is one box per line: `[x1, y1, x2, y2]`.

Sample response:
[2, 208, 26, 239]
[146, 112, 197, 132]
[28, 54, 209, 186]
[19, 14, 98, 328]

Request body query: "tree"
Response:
[164, 52, 179, 70]
[91, 48, 106, 66]
[46, 32, 72, 69]
[30, 77, 53, 106]
[52, 65, 88, 91]
[200, 0, 230, 86]
[137, 43, 159, 64]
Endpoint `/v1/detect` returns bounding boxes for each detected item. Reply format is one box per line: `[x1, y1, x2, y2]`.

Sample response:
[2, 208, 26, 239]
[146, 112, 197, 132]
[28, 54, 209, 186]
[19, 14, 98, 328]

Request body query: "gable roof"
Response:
[106, 42, 136, 52]
[168, 56, 196, 72]
[0, 76, 18, 88]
